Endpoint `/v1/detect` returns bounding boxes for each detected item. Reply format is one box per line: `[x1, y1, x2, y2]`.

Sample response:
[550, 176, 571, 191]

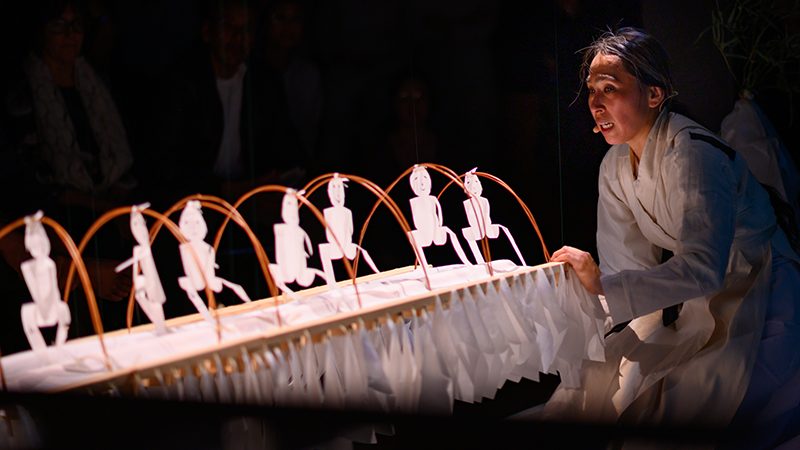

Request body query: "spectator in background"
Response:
[250, 0, 321, 178]
[6, 0, 136, 212]
[372, 75, 437, 185]
[148, 0, 310, 205]
[2, 0, 133, 338]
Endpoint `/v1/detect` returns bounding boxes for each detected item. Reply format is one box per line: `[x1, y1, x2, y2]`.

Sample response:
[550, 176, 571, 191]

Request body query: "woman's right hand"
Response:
[551, 246, 604, 295]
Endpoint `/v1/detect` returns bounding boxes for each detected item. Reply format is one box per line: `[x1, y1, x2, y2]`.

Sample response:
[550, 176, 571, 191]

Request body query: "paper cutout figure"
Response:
[269, 190, 331, 297]
[407, 165, 471, 268]
[318, 174, 379, 287]
[115, 203, 168, 334]
[461, 169, 526, 266]
[20, 211, 71, 352]
[177, 201, 250, 323]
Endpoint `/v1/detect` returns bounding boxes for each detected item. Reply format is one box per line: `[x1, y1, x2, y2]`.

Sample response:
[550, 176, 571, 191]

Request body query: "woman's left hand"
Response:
[551, 246, 604, 295]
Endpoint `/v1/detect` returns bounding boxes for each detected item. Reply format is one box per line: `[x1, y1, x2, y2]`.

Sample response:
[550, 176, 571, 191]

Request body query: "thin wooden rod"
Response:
[356, 163, 476, 283]
[437, 170, 551, 262]
[433, 169, 494, 275]
[124, 209, 200, 332]
[155, 195, 275, 299]
[44, 217, 111, 369]
[293, 191, 363, 309]
[302, 173, 430, 291]
[0, 216, 111, 369]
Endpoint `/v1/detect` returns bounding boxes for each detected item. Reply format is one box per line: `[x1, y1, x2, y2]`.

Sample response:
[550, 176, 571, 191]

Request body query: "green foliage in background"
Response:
[706, 0, 800, 95]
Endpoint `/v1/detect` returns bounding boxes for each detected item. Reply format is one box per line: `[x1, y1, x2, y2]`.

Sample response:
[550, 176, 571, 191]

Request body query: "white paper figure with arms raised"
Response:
[461, 169, 526, 267]
[20, 211, 71, 352]
[270, 190, 330, 297]
[318, 174, 379, 288]
[115, 203, 168, 334]
[408, 165, 472, 268]
[177, 201, 250, 324]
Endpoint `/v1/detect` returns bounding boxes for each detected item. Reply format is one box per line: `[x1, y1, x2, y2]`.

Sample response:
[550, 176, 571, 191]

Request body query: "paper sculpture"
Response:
[318, 174, 379, 287]
[178, 200, 250, 323]
[407, 165, 471, 268]
[461, 169, 526, 266]
[115, 203, 168, 334]
[269, 190, 331, 297]
[20, 211, 71, 352]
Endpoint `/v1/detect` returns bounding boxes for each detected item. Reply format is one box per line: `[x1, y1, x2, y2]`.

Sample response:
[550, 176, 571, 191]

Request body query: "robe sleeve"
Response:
[601, 139, 737, 325]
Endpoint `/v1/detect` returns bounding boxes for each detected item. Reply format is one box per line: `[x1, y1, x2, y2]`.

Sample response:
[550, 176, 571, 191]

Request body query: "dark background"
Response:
[0, 0, 797, 447]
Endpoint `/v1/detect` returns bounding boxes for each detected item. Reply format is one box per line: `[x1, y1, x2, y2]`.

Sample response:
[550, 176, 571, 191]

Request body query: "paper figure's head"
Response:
[327, 174, 348, 207]
[24, 212, 50, 258]
[179, 201, 208, 242]
[281, 190, 300, 225]
[464, 170, 482, 196]
[410, 166, 431, 196]
[130, 203, 151, 246]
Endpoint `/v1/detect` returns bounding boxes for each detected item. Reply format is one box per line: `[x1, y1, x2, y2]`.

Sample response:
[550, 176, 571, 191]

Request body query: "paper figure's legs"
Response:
[269, 264, 301, 300]
[498, 225, 527, 266]
[297, 268, 328, 288]
[461, 226, 482, 241]
[21, 304, 47, 351]
[353, 245, 379, 273]
[179, 277, 215, 324]
[137, 291, 167, 334]
[486, 224, 501, 239]
[54, 302, 71, 346]
[407, 230, 430, 269]
[462, 225, 486, 264]
[319, 243, 338, 288]
[464, 237, 486, 265]
[219, 278, 251, 302]
[443, 227, 472, 265]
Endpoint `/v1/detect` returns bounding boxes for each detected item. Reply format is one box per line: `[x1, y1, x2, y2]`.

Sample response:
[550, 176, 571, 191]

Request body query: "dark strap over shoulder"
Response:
[689, 132, 736, 161]
[659, 249, 682, 327]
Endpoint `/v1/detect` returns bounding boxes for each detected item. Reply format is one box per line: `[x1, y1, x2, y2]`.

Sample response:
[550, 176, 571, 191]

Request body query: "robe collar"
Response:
[631, 108, 671, 216]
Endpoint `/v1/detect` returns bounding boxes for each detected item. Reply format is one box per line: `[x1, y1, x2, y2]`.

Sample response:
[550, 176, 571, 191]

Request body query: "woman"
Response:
[547, 27, 800, 442]
[8, 0, 134, 205]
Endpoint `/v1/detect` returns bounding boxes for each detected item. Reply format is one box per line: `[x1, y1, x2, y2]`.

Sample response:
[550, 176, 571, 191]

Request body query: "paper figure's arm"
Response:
[115, 246, 151, 273]
[133, 261, 146, 289]
[21, 261, 39, 301]
[434, 199, 444, 227]
[205, 246, 217, 275]
[303, 231, 314, 257]
[346, 210, 354, 240]
[179, 243, 203, 289]
[481, 197, 492, 224]
[30, 259, 58, 301]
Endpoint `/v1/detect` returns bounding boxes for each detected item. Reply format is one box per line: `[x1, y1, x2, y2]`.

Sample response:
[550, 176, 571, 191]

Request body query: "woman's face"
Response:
[586, 53, 659, 152]
[42, 5, 84, 65]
